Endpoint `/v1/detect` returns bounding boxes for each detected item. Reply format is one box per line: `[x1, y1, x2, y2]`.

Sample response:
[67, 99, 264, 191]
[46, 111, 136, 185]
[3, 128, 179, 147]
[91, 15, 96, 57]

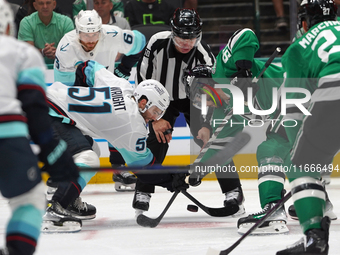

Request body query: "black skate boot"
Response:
[67, 197, 96, 220]
[237, 202, 288, 235]
[132, 190, 151, 217]
[224, 187, 245, 217]
[42, 201, 82, 233]
[112, 171, 137, 192]
[276, 216, 330, 255]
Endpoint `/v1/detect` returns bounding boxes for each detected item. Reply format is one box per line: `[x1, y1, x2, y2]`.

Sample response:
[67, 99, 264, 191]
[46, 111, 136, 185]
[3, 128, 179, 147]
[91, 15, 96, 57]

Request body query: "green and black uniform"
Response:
[209, 28, 287, 207]
[281, 20, 340, 232]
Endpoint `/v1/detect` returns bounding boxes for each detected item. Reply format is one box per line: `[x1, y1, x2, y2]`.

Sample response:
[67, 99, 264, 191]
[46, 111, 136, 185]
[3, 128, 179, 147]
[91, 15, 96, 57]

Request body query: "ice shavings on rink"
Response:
[1, 179, 340, 255]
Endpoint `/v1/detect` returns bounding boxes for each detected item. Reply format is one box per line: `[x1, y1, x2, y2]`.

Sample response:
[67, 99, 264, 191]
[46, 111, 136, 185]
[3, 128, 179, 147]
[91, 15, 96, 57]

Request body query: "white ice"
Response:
[1, 179, 339, 255]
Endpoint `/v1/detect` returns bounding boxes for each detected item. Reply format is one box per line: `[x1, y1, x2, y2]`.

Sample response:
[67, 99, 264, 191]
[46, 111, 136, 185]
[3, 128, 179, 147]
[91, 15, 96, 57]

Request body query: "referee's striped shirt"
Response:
[136, 31, 216, 101]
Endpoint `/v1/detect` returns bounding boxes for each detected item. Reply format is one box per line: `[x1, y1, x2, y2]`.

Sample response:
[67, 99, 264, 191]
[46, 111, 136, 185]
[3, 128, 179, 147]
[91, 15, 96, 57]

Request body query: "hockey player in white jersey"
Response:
[54, 9, 145, 84]
[53, 9, 146, 192]
[0, 0, 81, 251]
[45, 60, 170, 228]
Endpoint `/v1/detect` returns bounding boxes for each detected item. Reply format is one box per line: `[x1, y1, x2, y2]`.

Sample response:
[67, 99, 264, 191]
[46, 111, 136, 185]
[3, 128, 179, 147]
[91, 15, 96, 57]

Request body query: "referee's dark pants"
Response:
[136, 98, 242, 194]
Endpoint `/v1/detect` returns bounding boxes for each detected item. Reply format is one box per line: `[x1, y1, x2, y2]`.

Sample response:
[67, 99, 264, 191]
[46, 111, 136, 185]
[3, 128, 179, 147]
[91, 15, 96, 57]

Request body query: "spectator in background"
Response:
[183, 0, 197, 9]
[94, 0, 130, 29]
[272, 0, 288, 30]
[73, 0, 125, 19]
[124, 0, 175, 27]
[14, 0, 70, 37]
[17, 0, 74, 65]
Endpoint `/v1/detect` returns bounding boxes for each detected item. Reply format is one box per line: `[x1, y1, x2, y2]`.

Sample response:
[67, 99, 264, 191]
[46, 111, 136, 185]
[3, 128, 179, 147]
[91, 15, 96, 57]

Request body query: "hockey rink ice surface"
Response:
[1, 179, 340, 255]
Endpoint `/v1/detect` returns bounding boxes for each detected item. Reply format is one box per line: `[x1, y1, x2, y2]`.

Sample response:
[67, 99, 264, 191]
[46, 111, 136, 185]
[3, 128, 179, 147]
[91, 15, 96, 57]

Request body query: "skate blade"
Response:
[115, 182, 135, 192]
[206, 247, 221, 255]
[230, 204, 246, 218]
[238, 221, 289, 235]
[69, 214, 96, 220]
[41, 220, 81, 233]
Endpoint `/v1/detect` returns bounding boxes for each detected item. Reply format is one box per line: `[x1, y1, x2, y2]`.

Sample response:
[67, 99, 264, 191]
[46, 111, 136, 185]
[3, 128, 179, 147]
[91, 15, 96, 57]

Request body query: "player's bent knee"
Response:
[73, 149, 100, 168]
[8, 182, 46, 212]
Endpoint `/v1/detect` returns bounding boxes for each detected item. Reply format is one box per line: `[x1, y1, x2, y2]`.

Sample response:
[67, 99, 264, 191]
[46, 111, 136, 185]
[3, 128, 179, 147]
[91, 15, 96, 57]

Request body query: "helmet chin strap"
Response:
[139, 107, 147, 114]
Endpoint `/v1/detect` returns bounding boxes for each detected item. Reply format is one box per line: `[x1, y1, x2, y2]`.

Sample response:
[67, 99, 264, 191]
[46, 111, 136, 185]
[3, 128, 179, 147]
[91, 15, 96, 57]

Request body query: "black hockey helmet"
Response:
[170, 8, 202, 39]
[183, 64, 222, 109]
[298, 0, 337, 30]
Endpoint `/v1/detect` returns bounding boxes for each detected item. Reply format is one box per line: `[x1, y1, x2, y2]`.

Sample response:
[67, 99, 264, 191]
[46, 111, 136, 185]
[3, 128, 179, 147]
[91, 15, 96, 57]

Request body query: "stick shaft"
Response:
[221, 191, 291, 254]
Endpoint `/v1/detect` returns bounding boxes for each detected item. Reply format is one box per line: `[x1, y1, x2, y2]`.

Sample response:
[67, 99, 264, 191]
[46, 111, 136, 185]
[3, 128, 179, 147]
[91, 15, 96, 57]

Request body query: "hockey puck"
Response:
[187, 204, 198, 212]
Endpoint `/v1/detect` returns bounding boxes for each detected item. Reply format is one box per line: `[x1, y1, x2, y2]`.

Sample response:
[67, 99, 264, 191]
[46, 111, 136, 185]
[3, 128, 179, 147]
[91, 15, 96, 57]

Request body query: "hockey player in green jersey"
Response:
[276, 0, 339, 254]
[211, 28, 289, 235]
[183, 28, 289, 230]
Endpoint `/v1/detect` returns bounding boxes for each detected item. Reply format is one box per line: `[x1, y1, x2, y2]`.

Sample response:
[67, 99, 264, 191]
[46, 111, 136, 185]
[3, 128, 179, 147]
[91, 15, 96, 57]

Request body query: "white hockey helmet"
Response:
[75, 10, 102, 34]
[134, 80, 170, 119]
[0, 0, 15, 36]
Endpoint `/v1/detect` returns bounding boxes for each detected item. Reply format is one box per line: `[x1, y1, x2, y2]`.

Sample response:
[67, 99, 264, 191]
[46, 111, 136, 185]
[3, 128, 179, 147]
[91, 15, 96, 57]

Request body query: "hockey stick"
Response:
[193, 47, 281, 166]
[136, 191, 179, 228]
[181, 190, 239, 217]
[136, 132, 251, 228]
[206, 191, 292, 255]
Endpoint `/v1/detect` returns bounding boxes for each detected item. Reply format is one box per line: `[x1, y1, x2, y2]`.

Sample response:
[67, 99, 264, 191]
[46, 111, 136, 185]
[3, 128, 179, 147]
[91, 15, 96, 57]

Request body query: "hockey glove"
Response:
[74, 60, 106, 87]
[231, 60, 259, 100]
[114, 63, 130, 80]
[172, 173, 190, 192]
[39, 138, 79, 183]
[187, 162, 207, 187]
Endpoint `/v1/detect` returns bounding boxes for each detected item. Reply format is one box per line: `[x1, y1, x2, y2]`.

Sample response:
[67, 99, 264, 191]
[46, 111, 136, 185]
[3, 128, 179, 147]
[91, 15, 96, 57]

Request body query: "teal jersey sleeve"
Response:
[126, 30, 146, 56]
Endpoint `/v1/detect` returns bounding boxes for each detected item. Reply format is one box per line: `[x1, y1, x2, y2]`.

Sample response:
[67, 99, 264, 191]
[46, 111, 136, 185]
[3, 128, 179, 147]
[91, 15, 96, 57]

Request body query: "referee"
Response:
[133, 8, 215, 212]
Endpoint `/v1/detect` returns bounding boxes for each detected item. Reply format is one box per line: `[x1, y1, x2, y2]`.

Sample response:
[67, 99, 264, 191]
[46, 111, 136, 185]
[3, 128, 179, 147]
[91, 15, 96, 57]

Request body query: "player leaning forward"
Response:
[277, 0, 340, 254]
[53, 9, 146, 192]
[44, 60, 170, 231]
[0, 0, 80, 251]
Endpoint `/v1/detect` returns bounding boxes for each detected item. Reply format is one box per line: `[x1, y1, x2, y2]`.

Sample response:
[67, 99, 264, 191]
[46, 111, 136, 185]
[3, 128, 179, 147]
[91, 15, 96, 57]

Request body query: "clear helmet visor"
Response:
[147, 105, 165, 121]
[172, 32, 201, 53]
[79, 31, 101, 43]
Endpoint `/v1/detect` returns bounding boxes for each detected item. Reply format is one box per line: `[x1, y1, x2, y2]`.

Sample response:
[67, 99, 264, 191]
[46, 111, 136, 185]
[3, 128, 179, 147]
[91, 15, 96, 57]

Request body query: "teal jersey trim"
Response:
[7, 205, 43, 240]
[49, 108, 72, 125]
[127, 30, 146, 56]
[54, 69, 75, 86]
[18, 67, 46, 90]
[0, 122, 29, 138]
[118, 147, 153, 167]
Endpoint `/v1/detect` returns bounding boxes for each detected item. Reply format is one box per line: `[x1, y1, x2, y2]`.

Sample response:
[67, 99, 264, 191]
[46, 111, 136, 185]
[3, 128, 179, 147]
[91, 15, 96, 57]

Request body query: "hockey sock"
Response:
[6, 205, 43, 255]
[258, 173, 284, 208]
[52, 181, 81, 208]
[289, 176, 325, 233]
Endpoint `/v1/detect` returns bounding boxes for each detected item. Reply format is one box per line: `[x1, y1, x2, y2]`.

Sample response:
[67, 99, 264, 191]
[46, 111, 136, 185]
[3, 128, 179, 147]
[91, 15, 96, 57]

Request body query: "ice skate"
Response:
[224, 187, 246, 217]
[42, 201, 82, 233]
[67, 197, 96, 220]
[133, 191, 151, 212]
[237, 202, 288, 235]
[276, 216, 330, 255]
[112, 171, 137, 192]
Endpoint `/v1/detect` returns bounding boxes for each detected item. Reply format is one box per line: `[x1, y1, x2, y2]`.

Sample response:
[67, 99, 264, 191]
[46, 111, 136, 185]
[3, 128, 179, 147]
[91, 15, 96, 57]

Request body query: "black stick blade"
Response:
[136, 214, 160, 228]
[182, 191, 239, 217]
